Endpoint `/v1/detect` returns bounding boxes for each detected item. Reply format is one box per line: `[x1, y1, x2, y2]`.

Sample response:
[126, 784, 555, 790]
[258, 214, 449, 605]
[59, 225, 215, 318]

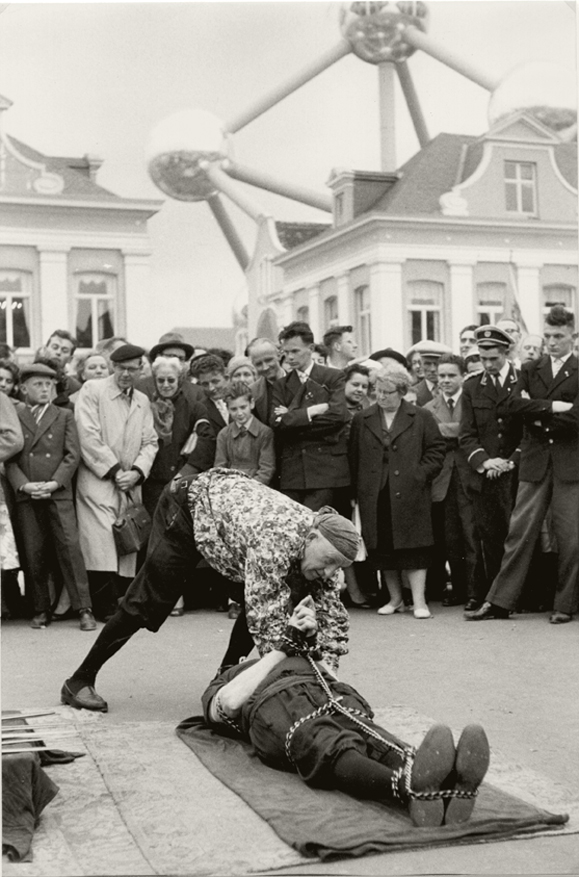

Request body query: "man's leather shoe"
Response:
[465, 602, 510, 621]
[61, 679, 108, 712]
[463, 600, 481, 614]
[442, 593, 463, 607]
[444, 725, 490, 825]
[79, 609, 97, 631]
[549, 611, 572, 625]
[31, 611, 50, 629]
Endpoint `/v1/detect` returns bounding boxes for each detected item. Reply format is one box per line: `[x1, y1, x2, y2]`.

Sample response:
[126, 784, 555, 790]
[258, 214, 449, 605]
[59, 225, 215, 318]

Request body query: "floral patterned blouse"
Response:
[188, 468, 349, 672]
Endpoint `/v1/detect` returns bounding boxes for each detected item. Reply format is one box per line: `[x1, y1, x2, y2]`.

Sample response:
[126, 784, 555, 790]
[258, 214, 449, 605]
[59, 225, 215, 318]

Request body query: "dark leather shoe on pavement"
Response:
[31, 611, 50, 629]
[79, 609, 97, 631]
[465, 602, 510, 621]
[61, 679, 108, 712]
[463, 600, 481, 614]
[549, 611, 572, 625]
[407, 724, 456, 828]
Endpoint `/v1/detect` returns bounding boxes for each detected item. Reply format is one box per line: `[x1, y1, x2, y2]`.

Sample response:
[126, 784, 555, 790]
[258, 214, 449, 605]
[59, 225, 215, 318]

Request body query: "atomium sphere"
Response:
[339, 1, 429, 65]
[146, 108, 229, 202]
[489, 62, 577, 138]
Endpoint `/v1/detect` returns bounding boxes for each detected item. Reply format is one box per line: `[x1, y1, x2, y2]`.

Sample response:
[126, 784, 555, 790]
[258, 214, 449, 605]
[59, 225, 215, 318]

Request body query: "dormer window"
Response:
[505, 161, 537, 215]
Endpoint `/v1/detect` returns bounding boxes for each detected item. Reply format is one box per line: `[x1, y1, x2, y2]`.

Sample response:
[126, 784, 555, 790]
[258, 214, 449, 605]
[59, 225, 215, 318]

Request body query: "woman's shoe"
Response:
[377, 601, 405, 615]
[413, 607, 432, 619]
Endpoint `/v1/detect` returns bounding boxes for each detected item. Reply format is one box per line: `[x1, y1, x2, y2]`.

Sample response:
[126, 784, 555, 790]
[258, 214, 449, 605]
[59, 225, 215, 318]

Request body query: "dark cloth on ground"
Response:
[2, 752, 59, 861]
[177, 716, 569, 861]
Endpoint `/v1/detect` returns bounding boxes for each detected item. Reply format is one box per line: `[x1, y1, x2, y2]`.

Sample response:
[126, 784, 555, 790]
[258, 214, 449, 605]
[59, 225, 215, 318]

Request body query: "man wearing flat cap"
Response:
[74, 344, 158, 619]
[61, 468, 360, 712]
[6, 364, 95, 630]
[458, 326, 522, 611]
[137, 332, 206, 406]
[408, 341, 453, 407]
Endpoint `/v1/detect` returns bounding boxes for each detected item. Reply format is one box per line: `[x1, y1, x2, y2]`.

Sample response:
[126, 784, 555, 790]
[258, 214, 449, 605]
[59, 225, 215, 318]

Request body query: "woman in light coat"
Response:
[75, 347, 158, 618]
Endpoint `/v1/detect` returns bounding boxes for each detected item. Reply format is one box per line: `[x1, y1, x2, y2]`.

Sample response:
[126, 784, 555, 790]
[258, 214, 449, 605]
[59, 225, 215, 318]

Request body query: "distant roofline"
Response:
[274, 212, 578, 264]
[0, 194, 163, 214]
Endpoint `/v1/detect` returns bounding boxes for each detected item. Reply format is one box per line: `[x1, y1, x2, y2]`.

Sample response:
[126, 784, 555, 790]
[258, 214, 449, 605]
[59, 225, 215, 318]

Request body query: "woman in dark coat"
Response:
[349, 363, 445, 618]
[144, 355, 215, 517]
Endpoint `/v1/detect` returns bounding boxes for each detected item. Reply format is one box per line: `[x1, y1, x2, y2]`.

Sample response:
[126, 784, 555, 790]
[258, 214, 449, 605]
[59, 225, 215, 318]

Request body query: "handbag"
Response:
[112, 491, 152, 556]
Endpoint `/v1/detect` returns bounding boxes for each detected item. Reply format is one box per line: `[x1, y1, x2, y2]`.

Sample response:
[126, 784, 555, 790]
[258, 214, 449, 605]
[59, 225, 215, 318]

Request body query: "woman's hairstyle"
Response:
[152, 354, 184, 381]
[0, 357, 20, 394]
[374, 362, 411, 395]
[74, 349, 111, 382]
[226, 355, 257, 382]
[344, 363, 371, 382]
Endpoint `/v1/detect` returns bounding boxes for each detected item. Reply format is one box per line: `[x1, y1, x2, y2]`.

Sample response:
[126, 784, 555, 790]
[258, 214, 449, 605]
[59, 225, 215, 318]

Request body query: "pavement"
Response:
[2, 603, 579, 875]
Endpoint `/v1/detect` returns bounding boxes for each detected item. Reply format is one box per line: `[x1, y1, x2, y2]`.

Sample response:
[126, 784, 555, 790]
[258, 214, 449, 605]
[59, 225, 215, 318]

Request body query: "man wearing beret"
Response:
[469, 306, 578, 624]
[459, 326, 522, 612]
[408, 341, 453, 407]
[74, 344, 158, 619]
[5, 364, 95, 630]
[61, 468, 360, 712]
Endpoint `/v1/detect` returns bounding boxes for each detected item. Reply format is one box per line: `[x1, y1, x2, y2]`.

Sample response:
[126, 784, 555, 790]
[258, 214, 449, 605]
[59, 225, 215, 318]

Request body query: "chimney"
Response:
[327, 168, 399, 227]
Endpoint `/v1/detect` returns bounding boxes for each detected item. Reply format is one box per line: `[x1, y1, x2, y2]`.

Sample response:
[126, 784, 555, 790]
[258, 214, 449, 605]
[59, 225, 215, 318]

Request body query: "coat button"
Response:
[497, 433, 502, 439]
[394, 470, 400, 475]
[395, 492, 401, 498]
[392, 445, 397, 451]
[46, 453, 51, 458]
[497, 418, 503, 424]
[48, 434, 53, 439]
[549, 439, 554, 444]
[170, 465, 175, 471]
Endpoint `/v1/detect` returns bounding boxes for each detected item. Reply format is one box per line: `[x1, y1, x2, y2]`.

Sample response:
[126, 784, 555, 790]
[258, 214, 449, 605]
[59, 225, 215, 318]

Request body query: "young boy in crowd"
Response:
[214, 381, 276, 486]
[6, 363, 95, 631]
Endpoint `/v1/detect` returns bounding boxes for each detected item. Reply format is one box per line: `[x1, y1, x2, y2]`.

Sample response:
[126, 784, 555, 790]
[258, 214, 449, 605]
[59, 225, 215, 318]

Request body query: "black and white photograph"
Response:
[0, 1, 577, 874]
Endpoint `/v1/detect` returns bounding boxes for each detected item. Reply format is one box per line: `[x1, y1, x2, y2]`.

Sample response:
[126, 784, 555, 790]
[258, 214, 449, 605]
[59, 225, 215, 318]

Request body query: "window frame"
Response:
[353, 284, 371, 357]
[0, 269, 33, 350]
[504, 160, 537, 216]
[73, 271, 118, 349]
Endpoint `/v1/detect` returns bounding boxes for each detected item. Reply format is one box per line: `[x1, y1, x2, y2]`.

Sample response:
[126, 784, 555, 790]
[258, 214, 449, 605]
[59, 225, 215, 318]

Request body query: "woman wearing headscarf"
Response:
[144, 356, 216, 518]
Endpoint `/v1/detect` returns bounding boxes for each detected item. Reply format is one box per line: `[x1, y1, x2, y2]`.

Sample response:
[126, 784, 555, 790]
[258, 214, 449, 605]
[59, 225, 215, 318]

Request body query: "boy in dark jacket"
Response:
[6, 364, 95, 630]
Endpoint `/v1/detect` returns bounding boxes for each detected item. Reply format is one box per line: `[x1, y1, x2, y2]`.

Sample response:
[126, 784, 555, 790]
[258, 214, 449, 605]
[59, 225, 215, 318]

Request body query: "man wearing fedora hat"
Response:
[137, 332, 205, 406]
[6, 363, 95, 630]
[459, 326, 522, 612]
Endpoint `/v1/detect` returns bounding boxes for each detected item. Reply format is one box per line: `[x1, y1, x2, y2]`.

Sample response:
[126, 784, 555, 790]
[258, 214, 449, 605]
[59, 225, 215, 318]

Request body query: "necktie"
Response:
[30, 405, 43, 423]
[237, 426, 247, 436]
[447, 398, 454, 415]
[551, 358, 563, 378]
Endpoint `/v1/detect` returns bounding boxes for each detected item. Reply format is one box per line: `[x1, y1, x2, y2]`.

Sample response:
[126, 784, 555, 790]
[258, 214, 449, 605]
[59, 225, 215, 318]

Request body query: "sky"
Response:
[0, 1, 576, 336]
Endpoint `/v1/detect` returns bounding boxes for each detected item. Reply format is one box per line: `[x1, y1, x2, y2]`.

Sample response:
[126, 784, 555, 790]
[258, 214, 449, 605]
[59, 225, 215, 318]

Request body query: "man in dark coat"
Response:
[469, 306, 578, 624]
[189, 354, 229, 440]
[247, 337, 286, 425]
[459, 326, 522, 611]
[407, 341, 452, 407]
[6, 364, 95, 631]
[271, 321, 350, 512]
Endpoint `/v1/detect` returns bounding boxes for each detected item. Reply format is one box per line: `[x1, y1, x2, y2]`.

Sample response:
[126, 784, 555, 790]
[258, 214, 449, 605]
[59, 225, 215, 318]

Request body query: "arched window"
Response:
[354, 285, 371, 356]
[74, 272, 117, 348]
[542, 284, 576, 316]
[324, 295, 338, 329]
[407, 280, 442, 345]
[0, 269, 32, 349]
[477, 282, 507, 326]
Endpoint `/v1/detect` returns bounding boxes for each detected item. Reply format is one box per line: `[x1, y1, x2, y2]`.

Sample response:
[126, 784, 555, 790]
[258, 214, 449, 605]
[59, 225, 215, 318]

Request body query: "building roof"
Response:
[275, 221, 329, 250]
[6, 135, 125, 202]
[169, 326, 237, 354]
[372, 131, 577, 216]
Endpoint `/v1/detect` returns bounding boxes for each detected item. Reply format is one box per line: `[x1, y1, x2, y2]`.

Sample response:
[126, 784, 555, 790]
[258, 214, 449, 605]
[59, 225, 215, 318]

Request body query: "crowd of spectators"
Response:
[1, 307, 577, 632]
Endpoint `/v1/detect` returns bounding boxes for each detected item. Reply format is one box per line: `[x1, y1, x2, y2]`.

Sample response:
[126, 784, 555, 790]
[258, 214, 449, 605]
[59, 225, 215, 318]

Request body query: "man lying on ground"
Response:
[61, 469, 360, 713]
[202, 596, 490, 828]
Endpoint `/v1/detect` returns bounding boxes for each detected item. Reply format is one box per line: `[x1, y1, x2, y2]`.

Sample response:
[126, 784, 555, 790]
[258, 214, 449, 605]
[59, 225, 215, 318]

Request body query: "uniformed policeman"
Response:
[458, 326, 522, 612]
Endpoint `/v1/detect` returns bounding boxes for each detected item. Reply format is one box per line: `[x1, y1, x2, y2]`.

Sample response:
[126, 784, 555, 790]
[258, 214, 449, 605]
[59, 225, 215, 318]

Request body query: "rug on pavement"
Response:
[177, 712, 570, 861]
[2, 705, 577, 876]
